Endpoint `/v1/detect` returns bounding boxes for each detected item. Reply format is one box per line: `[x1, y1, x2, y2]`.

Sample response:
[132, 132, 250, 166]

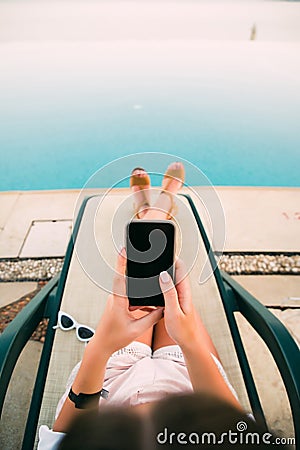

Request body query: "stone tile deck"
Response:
[0, 282, 37, 308]
[232, 275, 300, 308]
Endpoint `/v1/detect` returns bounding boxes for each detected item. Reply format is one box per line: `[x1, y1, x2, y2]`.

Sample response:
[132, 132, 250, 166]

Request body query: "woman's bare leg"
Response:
[131, 162, 186, 348]
[130, 168, 151, 219]
[130, 168, 153, 344]
[131, 162, 184, 221]
[142, 162, 185, 350]
[152, 317, 177, 351]
[143, 162, 184, 221]
[130, 309, 154, 347]
[152, 307, 220, 359]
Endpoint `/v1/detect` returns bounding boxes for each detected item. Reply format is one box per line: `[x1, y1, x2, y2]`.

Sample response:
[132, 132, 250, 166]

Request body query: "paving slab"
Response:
[0, 190, 79, 258]
[271, 308, 300, 345]
[0, 282, 37, 308]
[231, 275, 300, 307]
[20, 220, 72, 258]
[192, 187, 300, 252]
[218, 187, 300, 252]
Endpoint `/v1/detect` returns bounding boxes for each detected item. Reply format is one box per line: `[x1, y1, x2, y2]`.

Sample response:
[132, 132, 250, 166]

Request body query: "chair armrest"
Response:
[221, 271, 300, 445]
[0, 275, 59, 417]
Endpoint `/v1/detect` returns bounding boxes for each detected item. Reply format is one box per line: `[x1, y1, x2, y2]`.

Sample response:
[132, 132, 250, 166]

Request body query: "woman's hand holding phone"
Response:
[158, 259, 200, 351]
[96, 252, 199, 357]
[159, 261, 243, 410]
[93, 249, 164, 357]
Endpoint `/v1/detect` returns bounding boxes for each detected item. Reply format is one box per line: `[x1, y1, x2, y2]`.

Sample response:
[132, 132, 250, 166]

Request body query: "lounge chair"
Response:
[0, 191, 299, 450]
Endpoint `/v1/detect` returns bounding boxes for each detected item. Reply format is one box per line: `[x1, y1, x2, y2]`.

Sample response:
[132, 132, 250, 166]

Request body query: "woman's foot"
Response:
[130, 167, 151, 219]
[160, 161, 185, 218]
[143, 162, 185, 220]
[162, 161, 185, 194]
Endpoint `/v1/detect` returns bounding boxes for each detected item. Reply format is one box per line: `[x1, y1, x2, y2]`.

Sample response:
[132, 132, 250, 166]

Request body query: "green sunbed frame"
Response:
[0, 194, 299, 450]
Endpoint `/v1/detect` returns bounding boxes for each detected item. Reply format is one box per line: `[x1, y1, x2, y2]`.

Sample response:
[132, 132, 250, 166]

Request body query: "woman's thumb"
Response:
[159, 271, 179, 309]
[135, 307, 164, 332]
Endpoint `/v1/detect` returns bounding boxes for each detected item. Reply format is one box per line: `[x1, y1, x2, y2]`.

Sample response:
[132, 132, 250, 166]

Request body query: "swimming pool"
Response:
[1, 40, 300, 190]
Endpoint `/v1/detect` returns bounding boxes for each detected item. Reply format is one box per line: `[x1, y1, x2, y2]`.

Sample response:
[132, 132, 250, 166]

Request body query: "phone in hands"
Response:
[126, 220, 175, 307]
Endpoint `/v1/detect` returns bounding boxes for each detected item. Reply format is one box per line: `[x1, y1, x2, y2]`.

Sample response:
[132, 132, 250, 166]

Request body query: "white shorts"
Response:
[55, 342, 237, 417]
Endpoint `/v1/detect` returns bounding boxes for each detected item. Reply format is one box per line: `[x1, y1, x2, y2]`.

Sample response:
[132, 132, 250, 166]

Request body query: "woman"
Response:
[38, 162, 242, 449]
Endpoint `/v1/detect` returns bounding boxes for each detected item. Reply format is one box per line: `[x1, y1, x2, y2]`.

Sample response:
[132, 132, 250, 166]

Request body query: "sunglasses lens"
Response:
[61, 315, 74, 329]
[78, 327, 94, 341]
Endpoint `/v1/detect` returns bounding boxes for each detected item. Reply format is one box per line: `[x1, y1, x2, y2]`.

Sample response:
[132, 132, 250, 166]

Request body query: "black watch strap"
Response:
[68, 387, 109, 409]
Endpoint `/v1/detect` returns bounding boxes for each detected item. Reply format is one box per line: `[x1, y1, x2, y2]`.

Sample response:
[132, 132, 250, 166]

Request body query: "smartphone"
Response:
[126, 220, 175, 306]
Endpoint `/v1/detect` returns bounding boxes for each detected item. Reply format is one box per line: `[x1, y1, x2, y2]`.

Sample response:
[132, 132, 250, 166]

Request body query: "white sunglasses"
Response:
[53, 311, 95, 343]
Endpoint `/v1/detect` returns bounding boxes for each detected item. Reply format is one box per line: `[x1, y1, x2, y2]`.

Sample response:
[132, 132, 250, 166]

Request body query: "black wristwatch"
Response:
[68, 387, 109, 409]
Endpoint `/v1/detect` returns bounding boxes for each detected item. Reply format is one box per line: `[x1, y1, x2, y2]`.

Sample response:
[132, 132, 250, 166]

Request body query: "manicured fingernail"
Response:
[160, 271, 170, 283]
[119, 245, 126, 256]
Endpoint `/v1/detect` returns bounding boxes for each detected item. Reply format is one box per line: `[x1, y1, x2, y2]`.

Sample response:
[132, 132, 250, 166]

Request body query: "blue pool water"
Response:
[1, 41, 300, 190]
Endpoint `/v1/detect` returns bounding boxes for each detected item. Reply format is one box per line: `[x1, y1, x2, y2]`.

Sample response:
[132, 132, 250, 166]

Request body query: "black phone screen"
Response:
[126, 220, 175, 306]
